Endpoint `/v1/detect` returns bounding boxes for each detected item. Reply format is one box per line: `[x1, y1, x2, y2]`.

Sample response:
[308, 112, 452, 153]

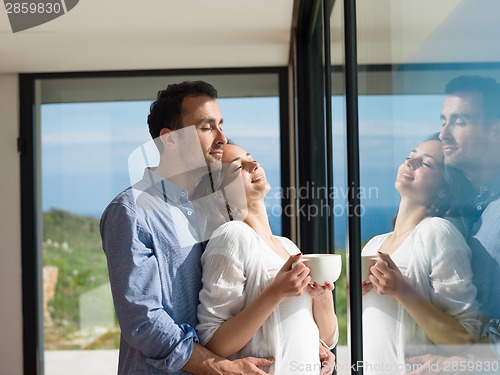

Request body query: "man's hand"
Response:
[319, 344, 336, 375]
[208, 357, 274, 375]
[406, 348, 499, 375]
[405, 353, 487, 375]
[405, 354, 451, 374]
[183, 343, 274, 374]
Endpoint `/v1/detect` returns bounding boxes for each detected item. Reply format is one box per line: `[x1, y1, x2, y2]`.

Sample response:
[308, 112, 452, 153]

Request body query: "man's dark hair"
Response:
[147, 80, 218, 142]
[445, 75, 500, 125]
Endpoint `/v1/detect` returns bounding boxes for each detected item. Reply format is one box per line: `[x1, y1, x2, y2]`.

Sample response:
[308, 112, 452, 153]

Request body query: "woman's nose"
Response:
[406, 159, 415, 169]
[246, 161, 259, 172]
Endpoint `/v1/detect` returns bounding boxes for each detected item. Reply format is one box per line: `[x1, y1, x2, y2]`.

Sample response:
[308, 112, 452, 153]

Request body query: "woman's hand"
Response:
[361, 281, 373, 295]
[369, 251, 411, 299]
[307, 281, 334, 301]
[267, 253, 311, 299]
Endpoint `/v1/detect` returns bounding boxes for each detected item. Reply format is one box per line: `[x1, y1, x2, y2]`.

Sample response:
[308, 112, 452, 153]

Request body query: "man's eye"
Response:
[454, 116, 468, 125]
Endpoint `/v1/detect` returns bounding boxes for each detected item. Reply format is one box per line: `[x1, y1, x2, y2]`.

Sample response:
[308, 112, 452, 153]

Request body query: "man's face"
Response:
[180, 96, 227, 170]
[439, 91, 492, 174]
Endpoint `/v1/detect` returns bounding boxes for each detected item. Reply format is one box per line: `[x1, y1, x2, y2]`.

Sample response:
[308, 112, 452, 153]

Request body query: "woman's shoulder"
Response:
[210, 220, 253, 239]
[414, 217, 469, 256]
[205, 221, 256, 256]
[417, 216, 463, 235]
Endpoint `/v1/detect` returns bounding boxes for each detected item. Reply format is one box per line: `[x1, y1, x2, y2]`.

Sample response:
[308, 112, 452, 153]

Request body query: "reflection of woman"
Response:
[361, 135, 481, 375]
[196, 143, 338, 374]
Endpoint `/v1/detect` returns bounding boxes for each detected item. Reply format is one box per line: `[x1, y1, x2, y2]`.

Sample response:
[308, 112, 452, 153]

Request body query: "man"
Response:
[101, 80, 335, 374]
[100, 81, 274, 374]
[407, 75, 500, 374]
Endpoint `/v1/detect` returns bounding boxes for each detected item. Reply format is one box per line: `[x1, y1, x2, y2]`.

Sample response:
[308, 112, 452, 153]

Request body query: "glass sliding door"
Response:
[24, 71, 286, 374]
[344, 0, 500, 374]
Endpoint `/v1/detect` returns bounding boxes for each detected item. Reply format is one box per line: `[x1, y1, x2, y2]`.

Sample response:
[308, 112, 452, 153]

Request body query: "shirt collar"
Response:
[142, 167, 189, 204]
[478, 174, 500, 201]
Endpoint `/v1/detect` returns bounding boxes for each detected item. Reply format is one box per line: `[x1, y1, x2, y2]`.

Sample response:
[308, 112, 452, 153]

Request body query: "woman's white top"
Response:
[362, 217, 481, 375]
[197, 220, 338, 374]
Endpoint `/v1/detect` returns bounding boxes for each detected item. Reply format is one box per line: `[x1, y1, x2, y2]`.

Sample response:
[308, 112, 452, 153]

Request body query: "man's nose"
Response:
[214, 127, 227, 145]
[439, 122, 451, 141]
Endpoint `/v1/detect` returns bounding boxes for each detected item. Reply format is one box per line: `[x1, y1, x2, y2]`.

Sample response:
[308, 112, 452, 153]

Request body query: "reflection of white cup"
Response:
[361, 254, 388, 282]
[294, 254, 342, 286]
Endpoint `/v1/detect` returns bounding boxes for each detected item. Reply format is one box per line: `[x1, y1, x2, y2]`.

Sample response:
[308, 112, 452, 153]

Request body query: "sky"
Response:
[41, 94, 445, 244]
[41, 97, 282, 217]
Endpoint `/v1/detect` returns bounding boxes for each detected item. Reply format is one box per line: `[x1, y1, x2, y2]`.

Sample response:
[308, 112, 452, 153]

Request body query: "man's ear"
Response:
[159, 128, 175, 147]
[491, 121, 500, 143]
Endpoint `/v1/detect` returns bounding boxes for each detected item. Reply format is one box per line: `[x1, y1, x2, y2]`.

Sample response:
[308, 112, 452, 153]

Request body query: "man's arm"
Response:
[101, 201, 200, 371]
[406, 335, 499, 374]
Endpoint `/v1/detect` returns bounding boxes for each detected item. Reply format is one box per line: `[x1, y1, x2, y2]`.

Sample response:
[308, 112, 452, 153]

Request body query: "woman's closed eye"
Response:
[406, 157, 432, 168]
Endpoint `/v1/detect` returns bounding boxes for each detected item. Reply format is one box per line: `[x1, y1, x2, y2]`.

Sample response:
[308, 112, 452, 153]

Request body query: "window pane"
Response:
[39, 76, 282, 374]
[355, 1, 500, 374]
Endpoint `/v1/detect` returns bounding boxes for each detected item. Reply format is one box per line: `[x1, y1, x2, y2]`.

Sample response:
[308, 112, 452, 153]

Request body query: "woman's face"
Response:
[221, 144, 271, 210]
[395, 140, 446, 205]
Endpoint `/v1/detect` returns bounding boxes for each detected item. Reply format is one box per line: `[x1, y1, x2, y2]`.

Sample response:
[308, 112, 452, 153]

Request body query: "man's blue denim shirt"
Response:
[100, 169, 203, 374]
[469, 174, 500, 357]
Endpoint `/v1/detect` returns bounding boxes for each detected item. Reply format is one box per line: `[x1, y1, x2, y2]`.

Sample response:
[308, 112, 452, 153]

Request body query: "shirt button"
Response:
[187, 211, 193, 216]
[476, 205, 482, 211]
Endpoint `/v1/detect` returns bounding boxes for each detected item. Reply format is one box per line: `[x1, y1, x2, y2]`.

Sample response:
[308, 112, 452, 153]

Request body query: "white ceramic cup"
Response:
[361, 254, 388, 282]
[293, 254, 342, 286]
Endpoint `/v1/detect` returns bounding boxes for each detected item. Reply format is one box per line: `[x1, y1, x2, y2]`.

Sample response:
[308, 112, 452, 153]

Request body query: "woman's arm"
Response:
[202, 253, 311, 358]
[371, 252, 475, 346]
[309, 283, 338, 348]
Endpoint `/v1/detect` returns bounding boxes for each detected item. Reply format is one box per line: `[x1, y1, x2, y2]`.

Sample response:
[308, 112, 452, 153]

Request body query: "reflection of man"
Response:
[100, 81, 274, 374]
[407, 75, 500, 373]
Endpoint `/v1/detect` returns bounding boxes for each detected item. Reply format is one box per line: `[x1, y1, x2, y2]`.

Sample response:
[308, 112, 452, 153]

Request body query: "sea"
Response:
[268, 205, 397, 250]
[83, 205, 396, 251]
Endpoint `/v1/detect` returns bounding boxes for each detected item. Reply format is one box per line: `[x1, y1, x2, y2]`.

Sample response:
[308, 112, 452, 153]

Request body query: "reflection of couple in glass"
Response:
[362, 75, 500, 375]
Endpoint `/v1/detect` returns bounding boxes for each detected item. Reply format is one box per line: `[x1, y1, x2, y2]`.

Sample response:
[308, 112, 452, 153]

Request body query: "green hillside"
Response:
[43, 208, 118, 349]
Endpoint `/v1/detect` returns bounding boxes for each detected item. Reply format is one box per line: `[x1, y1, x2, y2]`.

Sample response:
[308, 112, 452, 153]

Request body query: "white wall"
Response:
[0, 74, 23, 375]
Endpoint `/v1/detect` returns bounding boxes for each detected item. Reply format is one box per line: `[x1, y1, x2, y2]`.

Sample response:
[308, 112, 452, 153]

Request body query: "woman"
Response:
[362, 134, 481, 375]
[196, 143, 338, 374]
